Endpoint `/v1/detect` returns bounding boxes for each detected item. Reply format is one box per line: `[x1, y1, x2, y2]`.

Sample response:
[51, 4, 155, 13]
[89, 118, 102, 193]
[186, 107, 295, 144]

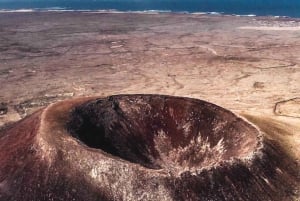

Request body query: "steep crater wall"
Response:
[67, 95, 260, 172]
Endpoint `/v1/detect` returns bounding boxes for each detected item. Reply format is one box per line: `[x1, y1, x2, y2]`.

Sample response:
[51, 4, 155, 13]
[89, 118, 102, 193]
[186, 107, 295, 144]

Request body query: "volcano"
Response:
[0, 95, 298, 201]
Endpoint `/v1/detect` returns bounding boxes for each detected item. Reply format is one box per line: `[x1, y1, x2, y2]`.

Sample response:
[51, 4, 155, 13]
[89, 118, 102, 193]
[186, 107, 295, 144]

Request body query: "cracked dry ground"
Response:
[0, 12, 299, 197]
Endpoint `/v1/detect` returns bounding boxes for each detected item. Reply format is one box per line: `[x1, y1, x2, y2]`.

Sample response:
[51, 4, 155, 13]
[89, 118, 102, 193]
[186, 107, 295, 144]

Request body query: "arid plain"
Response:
[0, 12, 299, 199]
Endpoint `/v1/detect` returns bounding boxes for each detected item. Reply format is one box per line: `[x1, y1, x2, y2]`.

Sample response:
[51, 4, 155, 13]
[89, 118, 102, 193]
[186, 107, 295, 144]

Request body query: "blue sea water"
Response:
[0, 0, 300, 18]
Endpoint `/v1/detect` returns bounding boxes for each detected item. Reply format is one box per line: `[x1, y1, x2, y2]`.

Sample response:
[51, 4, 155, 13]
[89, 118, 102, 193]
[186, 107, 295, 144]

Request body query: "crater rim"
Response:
[66, 94, 263, 173]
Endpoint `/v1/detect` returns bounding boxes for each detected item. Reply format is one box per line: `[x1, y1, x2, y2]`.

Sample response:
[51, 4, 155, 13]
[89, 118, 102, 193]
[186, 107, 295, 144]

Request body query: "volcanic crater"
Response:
[67, 95, 260, 172]
[0, 95, 298, 201]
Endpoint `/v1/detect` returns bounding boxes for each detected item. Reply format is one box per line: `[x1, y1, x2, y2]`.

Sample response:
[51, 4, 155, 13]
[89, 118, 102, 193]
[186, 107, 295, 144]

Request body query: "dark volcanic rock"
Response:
[0, 103, 8, 115]
[0, 95, 298, 201]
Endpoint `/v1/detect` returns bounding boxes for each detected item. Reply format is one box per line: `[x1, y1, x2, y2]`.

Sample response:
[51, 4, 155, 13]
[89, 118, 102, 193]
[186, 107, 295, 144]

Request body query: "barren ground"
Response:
[0, 12, 299, 197]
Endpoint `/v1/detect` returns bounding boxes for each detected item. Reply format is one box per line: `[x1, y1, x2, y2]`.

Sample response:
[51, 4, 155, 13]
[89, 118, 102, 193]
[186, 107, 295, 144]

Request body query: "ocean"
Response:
[0, 0, 300, 18]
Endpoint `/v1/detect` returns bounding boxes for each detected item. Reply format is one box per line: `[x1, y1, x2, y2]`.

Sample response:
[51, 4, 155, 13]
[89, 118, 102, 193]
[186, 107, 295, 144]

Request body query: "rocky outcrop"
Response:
[274, 98, 300, 118]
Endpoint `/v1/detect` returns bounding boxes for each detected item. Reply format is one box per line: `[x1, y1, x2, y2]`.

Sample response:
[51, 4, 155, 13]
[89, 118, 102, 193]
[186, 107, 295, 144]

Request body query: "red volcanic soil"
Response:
[0, 95, 298, 201]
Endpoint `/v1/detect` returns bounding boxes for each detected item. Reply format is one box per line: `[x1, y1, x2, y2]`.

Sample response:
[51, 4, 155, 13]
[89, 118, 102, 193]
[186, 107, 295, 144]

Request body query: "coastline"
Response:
[0, 8, 297, 19]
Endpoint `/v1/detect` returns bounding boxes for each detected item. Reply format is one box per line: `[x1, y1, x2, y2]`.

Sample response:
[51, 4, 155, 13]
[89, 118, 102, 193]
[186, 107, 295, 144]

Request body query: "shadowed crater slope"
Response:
[67, 95, 259, 171]
[0, 95, 299, 201]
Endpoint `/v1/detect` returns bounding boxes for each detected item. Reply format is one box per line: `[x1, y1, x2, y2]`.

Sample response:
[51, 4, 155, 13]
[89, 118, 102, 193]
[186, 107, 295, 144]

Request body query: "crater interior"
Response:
[67, 95, 259, 171]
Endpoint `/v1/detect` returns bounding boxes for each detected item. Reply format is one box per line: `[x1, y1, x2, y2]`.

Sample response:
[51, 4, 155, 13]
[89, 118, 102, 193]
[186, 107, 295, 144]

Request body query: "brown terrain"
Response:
[0, 12, 299, 200]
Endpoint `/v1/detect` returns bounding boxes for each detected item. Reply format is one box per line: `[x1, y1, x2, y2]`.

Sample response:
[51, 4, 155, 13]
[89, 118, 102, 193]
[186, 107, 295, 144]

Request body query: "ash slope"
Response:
[0, 95, 299, 201]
